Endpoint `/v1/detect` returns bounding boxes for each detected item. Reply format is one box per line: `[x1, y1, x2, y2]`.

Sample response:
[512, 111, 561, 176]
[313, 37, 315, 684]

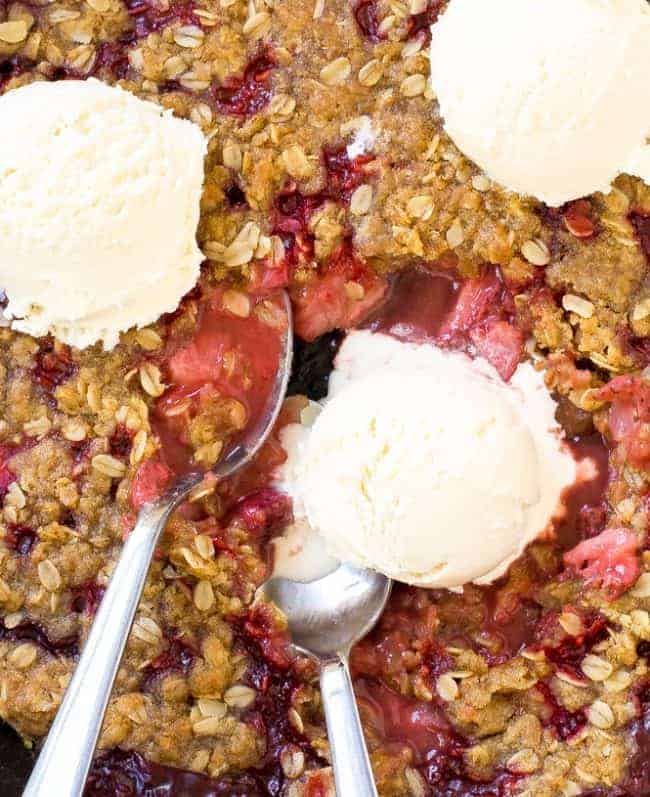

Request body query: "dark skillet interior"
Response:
[0, 331, 341, 796]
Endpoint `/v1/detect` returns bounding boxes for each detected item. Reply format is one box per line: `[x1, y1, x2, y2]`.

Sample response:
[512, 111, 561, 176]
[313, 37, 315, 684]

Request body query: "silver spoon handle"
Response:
[320, 655, 378, 797]
[23, 472, 202, 797]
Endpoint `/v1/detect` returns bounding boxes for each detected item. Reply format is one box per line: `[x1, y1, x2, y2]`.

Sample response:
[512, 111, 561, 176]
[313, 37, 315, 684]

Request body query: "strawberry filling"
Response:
[564, 527, 640, 599]
[33, 338, 76, 394]
[5, 525, 37, 557]
[596, 375, 650, 468]
[406, 0, 443, 42]
[291, 238, 388, 341]
[141, 637, 197, 690]
[562, 198, 597, 239]
[126, 0, 198, 38]
[536, 681, 587, 741]
[368, 266, 524, 381]
[353, 0, 384, 42]
[153, 288, 286, 473]
[212, 48, 276, 118]
[130, 458, 173, 511]
[357, 679, 521, 794]
[226, 489, 293, 544]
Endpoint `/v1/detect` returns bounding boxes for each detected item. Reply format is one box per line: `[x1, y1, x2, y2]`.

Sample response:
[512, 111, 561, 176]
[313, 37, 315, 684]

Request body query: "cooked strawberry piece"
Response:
[596, 374, 650, 412]
[595, 375, 650, 467]
[438, 271, 502, 337]
[228, 489, 293, 541]
[33, 338, 76, 393]
[564, 527, 640, 599]
[563, 199, 596, 239]
[156, 289, 286, 473]
[353, 0, 384, 41]
[609, 397, 638, 442]
[167, 334, 230, 389]
[248, 258, 290, 292]
[167, 290, 281, 392]
[357, 678, 464, 763]
[292, 239, 388, 341]
[130, 458, 172, 511]
[212, 48, 276, 118]
[630, 209, 650, 264]
[469, 319, 525, 382]
[434, 268, 523, 380]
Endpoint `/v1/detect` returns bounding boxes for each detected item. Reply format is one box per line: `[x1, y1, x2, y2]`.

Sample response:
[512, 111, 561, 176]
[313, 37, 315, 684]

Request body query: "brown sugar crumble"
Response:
[1, 0, 650, 794]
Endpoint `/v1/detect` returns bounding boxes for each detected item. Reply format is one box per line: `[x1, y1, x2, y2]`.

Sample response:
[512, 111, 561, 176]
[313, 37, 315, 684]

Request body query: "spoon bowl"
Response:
[260, 563, 391, 660]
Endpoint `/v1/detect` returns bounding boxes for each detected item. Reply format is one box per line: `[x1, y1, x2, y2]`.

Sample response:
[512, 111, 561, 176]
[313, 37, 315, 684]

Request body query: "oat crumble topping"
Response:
[0, 0, 650, 794]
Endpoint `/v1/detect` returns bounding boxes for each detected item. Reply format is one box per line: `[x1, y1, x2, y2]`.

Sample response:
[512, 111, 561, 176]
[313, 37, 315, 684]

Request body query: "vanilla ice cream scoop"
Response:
[429, 0, 650, 206]
[0, 79, 206, 349]
[278, 331, 576, 589]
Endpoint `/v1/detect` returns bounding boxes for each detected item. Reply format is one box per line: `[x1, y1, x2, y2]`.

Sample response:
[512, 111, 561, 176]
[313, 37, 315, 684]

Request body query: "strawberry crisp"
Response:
[1, 0, 650, 795]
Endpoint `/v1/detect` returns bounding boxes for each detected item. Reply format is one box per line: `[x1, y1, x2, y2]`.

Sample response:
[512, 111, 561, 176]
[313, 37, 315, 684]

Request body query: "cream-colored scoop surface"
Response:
[429, 0, 650, 206]
[278, 331, 576, 589]
[0, 79, 206, 349]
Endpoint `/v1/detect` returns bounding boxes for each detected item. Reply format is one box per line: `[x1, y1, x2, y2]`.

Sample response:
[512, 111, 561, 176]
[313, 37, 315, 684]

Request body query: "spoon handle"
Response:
[320, 655, 378, 797]
[23, 472, 202, 797]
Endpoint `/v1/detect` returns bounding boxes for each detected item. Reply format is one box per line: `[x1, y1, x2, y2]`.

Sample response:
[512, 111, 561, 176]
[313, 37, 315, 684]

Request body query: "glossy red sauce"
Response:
[151, 288, 286, 476]
[271, 147, 376, 271]
[211, 48, 276, 118]
[356, 678, 521, 795]
[364, 266, 524, 380]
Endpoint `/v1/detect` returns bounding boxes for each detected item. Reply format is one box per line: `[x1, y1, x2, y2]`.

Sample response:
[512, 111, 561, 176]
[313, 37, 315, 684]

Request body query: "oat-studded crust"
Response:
[1, 0, 650, 795]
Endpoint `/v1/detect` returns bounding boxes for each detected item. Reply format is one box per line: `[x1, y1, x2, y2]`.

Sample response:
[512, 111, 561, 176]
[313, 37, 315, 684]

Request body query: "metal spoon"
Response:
[259, 563, 391, 797]
[24, 291, 293, 797]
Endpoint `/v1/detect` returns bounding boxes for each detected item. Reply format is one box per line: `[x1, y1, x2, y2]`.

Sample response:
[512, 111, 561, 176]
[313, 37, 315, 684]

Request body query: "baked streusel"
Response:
[1, 0, 650, 794]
